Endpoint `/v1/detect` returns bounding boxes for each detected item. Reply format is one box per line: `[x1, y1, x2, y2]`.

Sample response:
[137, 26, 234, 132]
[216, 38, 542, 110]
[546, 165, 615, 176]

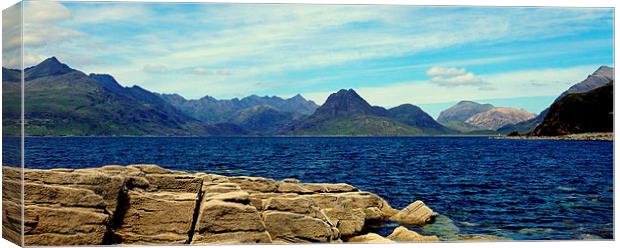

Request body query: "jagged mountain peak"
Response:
[25, 56, 74, 80]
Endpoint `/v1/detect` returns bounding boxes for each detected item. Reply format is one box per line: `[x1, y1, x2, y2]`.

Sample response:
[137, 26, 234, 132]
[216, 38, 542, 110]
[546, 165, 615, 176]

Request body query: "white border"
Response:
[0, 1, 616, 248]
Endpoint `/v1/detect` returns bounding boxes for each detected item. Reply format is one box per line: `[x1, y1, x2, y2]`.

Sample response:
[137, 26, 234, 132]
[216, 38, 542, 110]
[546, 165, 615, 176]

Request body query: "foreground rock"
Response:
[387, 226, 439, 242]
[2, 164, 438, 245]
[348, 233, 395, 243]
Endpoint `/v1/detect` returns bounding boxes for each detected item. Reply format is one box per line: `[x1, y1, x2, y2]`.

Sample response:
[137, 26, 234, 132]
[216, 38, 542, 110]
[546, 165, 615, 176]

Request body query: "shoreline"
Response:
[496, 132, 613, 141]
[2, 164, 502, 245]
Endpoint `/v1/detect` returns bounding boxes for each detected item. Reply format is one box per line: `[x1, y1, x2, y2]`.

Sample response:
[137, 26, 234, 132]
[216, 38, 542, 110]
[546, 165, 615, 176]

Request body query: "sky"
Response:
[2, 1, 614, 118]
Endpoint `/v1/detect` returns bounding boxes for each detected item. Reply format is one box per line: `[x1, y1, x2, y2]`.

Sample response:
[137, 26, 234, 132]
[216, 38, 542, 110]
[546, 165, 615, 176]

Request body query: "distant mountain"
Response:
[437, 101, 495, 132]
[531, 81, 613, 136]
[230, 105, 305, 134]
[387, 104, 455, 134]
[465, 107, 535, 130]
[499, 66, 614, 135]
[2, 57, 246, 136]
[291, 89, 451, 135]
[159, 93, 319, 132]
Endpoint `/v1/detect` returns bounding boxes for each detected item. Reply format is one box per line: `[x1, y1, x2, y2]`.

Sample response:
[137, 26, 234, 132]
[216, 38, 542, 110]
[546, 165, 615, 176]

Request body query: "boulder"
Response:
[387, 226, 439, 242]
[389, 200, 436, 225]
[347, 233, 394, 243]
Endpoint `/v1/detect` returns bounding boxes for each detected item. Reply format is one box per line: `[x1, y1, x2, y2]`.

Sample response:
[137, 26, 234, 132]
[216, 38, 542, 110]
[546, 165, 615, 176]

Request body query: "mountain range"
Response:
[159, 93, 317, 134]
[1, 57, 613, 137]
[2, 57, 243, 136]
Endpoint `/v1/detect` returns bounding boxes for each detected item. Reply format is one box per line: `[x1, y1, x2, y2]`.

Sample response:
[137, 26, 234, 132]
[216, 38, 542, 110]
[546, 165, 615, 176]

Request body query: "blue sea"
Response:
[3, 136, 614, 240]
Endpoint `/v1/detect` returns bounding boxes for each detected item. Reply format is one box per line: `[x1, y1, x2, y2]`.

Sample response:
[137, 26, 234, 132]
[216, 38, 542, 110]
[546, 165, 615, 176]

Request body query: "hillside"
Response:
[465, 107, 535, 130]
[531, 81, 613, 136]
[291, 89, 450, 135]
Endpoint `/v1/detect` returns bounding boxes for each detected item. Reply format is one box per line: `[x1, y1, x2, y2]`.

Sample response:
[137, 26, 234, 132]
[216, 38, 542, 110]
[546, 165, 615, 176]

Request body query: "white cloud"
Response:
[426, 67, 488, 87]
[426, 66, 467, 77]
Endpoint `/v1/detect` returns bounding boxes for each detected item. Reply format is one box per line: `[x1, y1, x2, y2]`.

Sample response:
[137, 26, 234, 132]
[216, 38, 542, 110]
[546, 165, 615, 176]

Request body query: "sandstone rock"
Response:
[277, 182, 314, 193]
[277, 181, 358, 194]
[228, 176, 277, 192]
[9, 165, 430, 245]
[24, 169, 126, 215]
[282, 178, 300, 183]
[127, 164, 172, 174]
[144, 173, 203, 193]
[24, 205, 109, 245]
[24, 183, 106, 208]
[322, 207, 365, 237]
[247, 192, 298, 210]
[390, 200, 436, 225]
[347, 233, 394, 243]
[192, 231, 272, 244]
[203, 191, 250, 204]
[114, 191, 199, 244]
[387, 226, 439, 242]
[2, 200, 23, 245]
[203, 182, 241, 193]
[312, 183, 358, 193]
[263, 211, 339, 242]
[192, 200, 269, 243]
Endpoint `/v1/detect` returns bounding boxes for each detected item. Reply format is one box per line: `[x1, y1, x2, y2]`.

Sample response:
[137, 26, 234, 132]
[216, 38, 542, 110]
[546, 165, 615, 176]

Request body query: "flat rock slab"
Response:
[192, 199, 270, 243]
[113, 191, 199, 244]
[263, 211, 339, 242]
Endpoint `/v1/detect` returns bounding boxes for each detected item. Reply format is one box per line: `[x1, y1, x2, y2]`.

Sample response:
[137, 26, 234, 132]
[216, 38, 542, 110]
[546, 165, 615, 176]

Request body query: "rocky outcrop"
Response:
[389, 200, 436, 225]
[3, 164, 438, 245]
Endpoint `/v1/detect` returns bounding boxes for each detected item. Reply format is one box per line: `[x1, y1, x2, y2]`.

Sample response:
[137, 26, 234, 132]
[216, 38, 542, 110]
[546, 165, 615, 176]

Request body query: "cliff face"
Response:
[2, 165, 438, 245]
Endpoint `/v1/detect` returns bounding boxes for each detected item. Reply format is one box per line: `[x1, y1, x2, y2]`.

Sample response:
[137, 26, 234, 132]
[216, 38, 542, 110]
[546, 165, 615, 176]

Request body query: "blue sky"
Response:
[3, 2, 613, 118]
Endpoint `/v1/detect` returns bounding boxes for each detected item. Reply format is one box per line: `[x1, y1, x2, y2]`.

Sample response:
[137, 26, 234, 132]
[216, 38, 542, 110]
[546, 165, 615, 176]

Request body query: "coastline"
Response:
[2, 164, 502, 245]
[496, 132, 613, 141]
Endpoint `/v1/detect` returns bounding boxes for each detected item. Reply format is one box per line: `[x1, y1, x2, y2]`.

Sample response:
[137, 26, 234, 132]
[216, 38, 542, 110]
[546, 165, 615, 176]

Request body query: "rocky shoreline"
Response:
[498, 132, 613, 141]
[3, 165, 499, 245]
